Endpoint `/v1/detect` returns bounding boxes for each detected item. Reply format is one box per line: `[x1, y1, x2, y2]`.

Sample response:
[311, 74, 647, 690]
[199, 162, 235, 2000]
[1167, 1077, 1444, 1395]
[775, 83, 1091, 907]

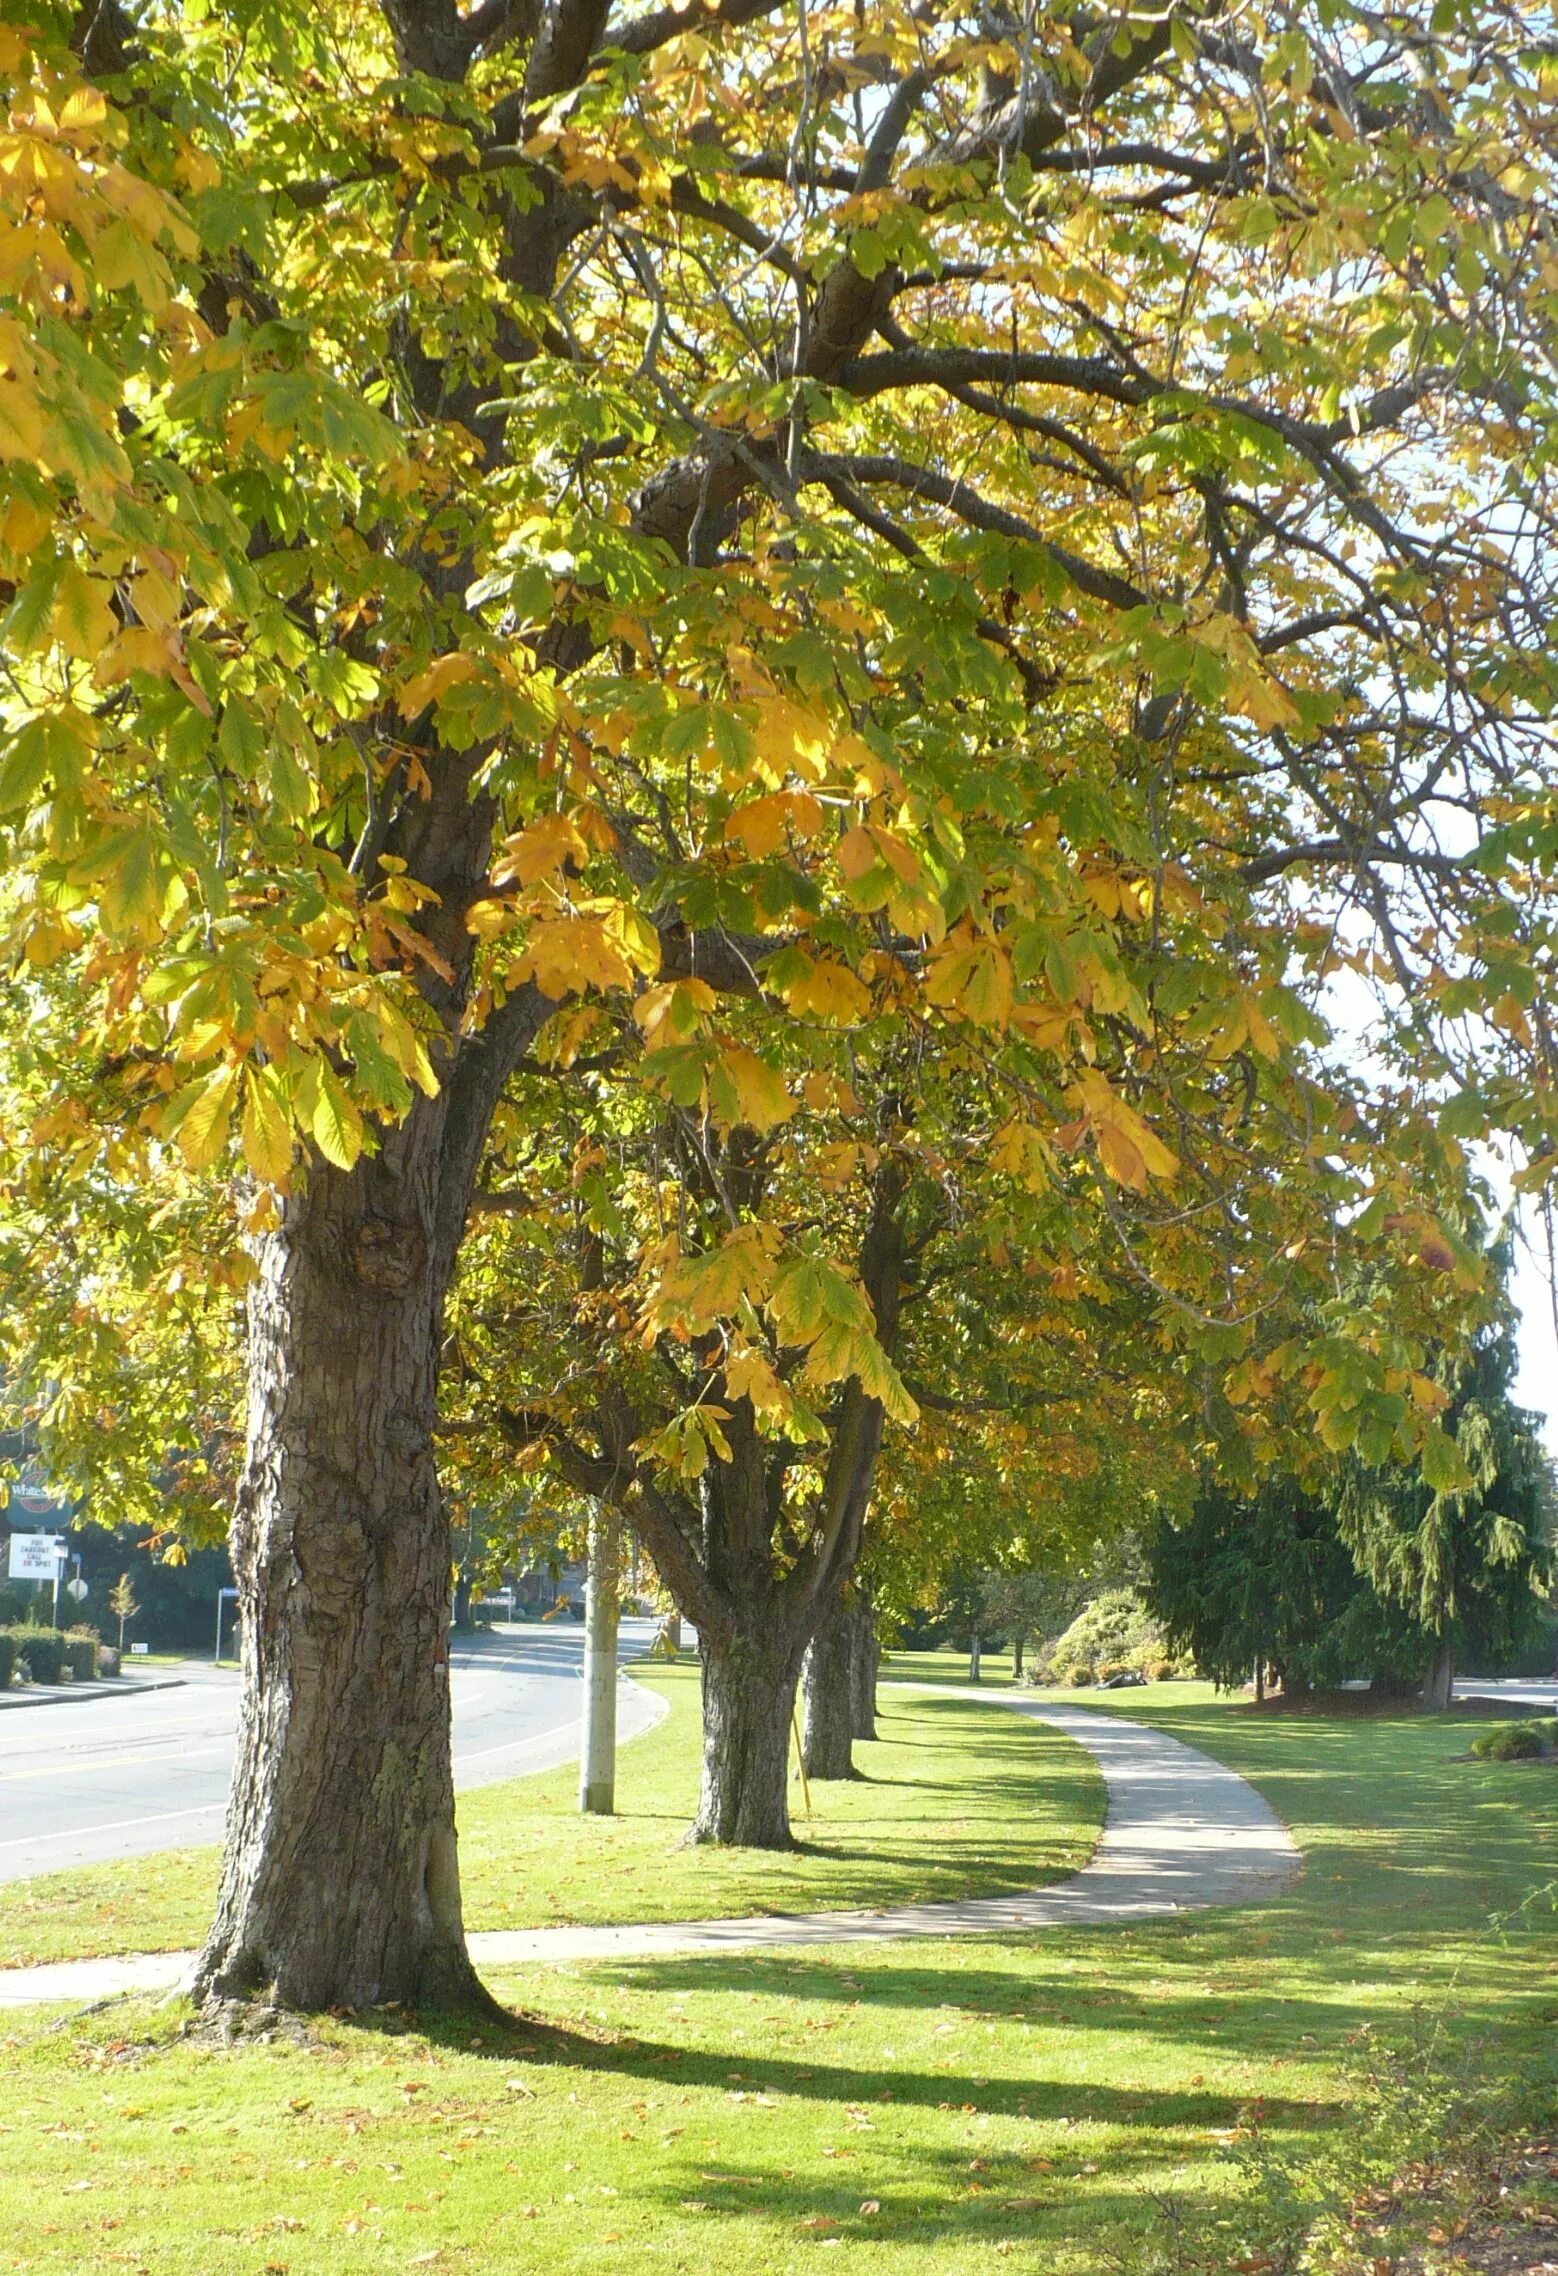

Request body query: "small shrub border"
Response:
[1468, 1718, 1558, 1762]
[0, 1626, 103, 1686]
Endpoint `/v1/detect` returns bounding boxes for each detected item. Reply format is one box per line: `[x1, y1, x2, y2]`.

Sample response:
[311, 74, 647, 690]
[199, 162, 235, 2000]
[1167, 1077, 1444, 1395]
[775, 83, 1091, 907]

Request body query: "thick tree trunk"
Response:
[1423, 1636, 1455, 1712]
[194, 1117, 486, 2015]
[969, 1633, 982, 1682]
[692, 1623, 805, 1847]
[849, 1596, 878, 1740]
[452, 1574, 473, 1629]
[1011, 1631, 1025, 1684]
[802, 1593, 859, 1779]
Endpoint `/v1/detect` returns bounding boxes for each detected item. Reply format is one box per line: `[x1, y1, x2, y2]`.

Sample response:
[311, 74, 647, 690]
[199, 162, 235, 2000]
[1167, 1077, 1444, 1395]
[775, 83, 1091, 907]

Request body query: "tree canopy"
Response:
[3, 0, 1558, 2002]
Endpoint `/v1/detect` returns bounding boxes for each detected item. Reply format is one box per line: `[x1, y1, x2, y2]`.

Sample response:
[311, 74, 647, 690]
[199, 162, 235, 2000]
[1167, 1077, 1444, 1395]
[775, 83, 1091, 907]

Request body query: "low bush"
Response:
[0, 1631, 13, 1689]
[1146, 1657, 1176, 1682]
[1038, 1589, 1184, 1685]
[0, 1628, 67, 1683]
[1470, 1721, 1546, 1761]
[63, 1631, 98, 1680]
[97, 1643, 121, 1678]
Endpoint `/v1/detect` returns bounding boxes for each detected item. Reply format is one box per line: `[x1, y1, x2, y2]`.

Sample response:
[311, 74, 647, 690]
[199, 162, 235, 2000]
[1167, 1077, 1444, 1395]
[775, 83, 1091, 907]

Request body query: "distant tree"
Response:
[1147, 1272, 1554, 1701]
[1146, 1479, 1366, 1696]
[1336, 1281, 1555, 1707]
[107, 1571, 138, 1653]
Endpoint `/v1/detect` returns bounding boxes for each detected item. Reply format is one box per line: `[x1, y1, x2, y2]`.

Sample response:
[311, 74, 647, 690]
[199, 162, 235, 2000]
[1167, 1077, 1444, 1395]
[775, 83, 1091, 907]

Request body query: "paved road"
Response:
[1455, 1678, 1558, 1711]
[0, 1618, 661, 1886]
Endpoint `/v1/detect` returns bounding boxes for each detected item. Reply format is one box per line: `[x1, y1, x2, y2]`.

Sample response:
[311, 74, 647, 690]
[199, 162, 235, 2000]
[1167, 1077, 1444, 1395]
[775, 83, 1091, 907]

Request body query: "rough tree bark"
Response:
[194, 986, 550, 2015]
[1423, 1637, 1456, 1712]
[802, 1590, 860, 1780]
[695, 1621, 808, 1845]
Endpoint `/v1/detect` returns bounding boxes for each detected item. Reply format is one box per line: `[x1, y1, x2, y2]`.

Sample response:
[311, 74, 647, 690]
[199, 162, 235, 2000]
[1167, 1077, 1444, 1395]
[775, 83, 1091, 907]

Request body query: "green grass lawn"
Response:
[1, 1659, 1555, 2274]
[0, 1660, 1104, 1969]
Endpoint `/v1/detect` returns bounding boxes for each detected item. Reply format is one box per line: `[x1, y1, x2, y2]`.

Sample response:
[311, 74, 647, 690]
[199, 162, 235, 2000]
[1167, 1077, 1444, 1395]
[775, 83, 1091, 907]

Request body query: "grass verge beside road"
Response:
[0, 1664, 1553, 2275]
[0, 1659, 1104, 1968]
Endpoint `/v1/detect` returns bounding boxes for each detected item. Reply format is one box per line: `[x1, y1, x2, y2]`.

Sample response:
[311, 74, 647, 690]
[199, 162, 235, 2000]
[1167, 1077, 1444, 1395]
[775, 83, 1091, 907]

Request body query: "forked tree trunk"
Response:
[692, 1622, 806, 1847]
[802, 1594, 859, 1779]
[1423, 1636, 1455, 1712]
[849, 1596, 878, 1740]
[195, 1128, 482, 2013]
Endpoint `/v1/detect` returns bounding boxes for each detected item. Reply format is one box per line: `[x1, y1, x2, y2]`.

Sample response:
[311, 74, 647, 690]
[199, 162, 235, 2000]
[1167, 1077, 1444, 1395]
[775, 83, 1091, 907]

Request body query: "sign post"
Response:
[7, 1533, 65, 1623]
[215, 1585, 239, 1666]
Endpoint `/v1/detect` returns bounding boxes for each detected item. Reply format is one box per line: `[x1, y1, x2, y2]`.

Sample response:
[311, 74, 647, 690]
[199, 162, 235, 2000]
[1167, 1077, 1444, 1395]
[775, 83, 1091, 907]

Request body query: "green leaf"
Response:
[217, 696, 265, 776]
[297, 1055, 365, 1170]
[95, 818, 167, 935]
[1419, 1423, 1475, 1496]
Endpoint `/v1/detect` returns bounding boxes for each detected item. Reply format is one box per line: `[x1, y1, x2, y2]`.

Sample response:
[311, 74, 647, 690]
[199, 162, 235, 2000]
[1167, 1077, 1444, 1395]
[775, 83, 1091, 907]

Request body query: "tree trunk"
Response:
[1423, 1636, 1455, 1712]
[1011, 1631, 1025, 1683]
[969, 1633, 982, 1682]
[849, 1595, 878, 1740]
[802, 1593, 859, 1779]
[194, 1131, 484, 2014]
[579, 1508, 619, 1815]
[692, 1622, 805, 1847]
[452, 1574, 473, 1629]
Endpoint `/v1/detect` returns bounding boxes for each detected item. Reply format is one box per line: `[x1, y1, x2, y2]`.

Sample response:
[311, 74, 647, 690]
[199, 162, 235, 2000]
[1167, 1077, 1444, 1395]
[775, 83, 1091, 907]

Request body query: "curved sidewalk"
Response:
[0, 1698, 1299, 2009]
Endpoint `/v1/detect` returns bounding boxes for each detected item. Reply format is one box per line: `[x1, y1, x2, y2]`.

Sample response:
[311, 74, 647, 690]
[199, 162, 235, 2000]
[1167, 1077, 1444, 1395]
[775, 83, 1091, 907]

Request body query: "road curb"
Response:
[0, 1674, 188, 1713]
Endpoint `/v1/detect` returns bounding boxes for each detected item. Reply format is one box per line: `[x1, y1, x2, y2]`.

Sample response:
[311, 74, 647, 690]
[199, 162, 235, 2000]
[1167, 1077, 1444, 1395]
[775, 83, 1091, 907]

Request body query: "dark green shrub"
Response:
[63, 1630, 99, 1680]
[5, 1628, 65, 1682]
[1470, 1721, 1545, 1761]
[0, 1632, 13, 1689]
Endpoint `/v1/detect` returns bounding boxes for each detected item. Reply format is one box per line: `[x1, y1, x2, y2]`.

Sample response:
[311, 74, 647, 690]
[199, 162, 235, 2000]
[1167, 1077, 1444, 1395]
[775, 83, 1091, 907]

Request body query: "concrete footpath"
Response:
[0, 1696, 1300, 2009]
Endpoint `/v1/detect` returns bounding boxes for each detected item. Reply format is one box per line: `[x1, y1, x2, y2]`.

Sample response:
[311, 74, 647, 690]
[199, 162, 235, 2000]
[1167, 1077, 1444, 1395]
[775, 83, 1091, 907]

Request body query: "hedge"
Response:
[0, 1631, 13, 1690]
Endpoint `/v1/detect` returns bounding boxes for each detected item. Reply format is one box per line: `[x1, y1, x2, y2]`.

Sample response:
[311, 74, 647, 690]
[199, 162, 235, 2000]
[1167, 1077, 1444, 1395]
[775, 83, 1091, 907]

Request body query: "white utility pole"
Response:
[579, 1509, 620, 1814]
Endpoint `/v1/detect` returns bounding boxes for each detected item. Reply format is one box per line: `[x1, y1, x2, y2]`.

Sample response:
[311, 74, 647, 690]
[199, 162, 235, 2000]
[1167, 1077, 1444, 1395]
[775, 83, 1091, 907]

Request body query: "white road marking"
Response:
[0, 1746, 231, 1785]
[0, 1801, 227, 1852]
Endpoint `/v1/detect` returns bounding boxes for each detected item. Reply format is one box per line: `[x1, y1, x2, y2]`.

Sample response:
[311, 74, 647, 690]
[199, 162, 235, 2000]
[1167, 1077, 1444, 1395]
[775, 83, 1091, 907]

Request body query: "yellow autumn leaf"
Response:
[514, 914, 634, 999]
[240, 1067, 294, 1183]
[170, 1062, 238, 1171]
[491, 813, 589, 888]
[708, 1045, 794, 1135]
[0, 376, 45, 462]
[925, 932, 1013, 1030]
[778, 955, 871, 1025]
[397, 652, 479, 718]
[92, 625, 175, 685]
[51, 561, 117, 660]
[722, 1344, 796, 1425]
[749, 696, 831, 785]
[633, 977, 716, 1048]
[725, 790, 824, 856]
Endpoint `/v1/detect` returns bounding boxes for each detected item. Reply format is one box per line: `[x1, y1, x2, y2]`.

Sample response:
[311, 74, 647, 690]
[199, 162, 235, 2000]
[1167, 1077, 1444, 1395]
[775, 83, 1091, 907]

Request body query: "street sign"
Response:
[130, 1641, 149, 1656]
[7, 1533, 64, 1580]
[64, 1575, 89, 1602]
